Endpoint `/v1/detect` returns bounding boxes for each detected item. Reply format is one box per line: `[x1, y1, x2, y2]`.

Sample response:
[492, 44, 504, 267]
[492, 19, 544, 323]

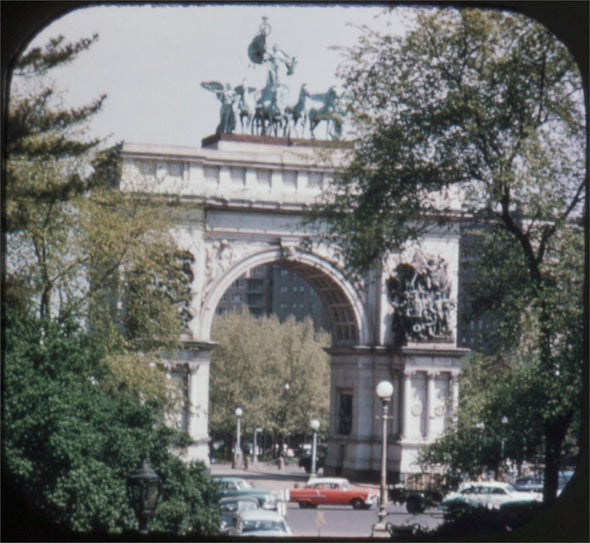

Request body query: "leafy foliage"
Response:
[316, 8, 584, 272]
[421, 219, 584, 478]
[209, 309, 330, 453]
[5, 34, 195, 409]
[4, 34, 216, 537]
[313, 7, 585, 503]
[2, 311, 220, 536]
[6, 34, 106, 234]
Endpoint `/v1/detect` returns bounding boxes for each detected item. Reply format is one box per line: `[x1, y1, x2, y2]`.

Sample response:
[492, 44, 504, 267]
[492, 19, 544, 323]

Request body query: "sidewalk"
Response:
[209, 459, 379, 492]
[209, 459, 309, 492]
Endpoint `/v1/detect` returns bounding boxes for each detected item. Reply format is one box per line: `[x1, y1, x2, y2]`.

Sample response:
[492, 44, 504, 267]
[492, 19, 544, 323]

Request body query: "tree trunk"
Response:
[543, 418, 567, 505]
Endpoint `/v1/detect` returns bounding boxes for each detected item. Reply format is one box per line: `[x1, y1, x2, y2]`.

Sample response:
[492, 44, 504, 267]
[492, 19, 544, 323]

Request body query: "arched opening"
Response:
[214, 263, 331, 332]
[199, 248, 368, 347]
[202, 248, 367, 466]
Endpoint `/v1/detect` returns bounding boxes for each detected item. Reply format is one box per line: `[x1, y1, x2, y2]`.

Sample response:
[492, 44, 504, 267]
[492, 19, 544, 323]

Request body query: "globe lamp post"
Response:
[372, 380, 393, 537]
[233, 407, 243, 468]
[310, 418, 320, 477]
[253, 426, 262, 464]
[126, 459, 161, 534]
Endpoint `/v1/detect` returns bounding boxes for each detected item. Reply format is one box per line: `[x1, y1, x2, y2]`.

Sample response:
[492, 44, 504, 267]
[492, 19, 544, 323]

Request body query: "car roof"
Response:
[213, 476, 248, 483]
[460, 481, 512, 488]
[238, 510, 285, 521]
[307, 477, 349, 485]
[218, 496, 259, 504]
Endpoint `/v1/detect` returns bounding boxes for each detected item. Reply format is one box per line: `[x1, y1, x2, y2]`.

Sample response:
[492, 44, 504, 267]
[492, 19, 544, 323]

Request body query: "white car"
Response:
[232, 509, 293, 537]
[442, 481, 542, 509]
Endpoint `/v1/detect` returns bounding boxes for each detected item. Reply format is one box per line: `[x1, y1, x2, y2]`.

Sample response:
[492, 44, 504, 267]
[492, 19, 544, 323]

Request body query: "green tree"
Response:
[5, 35, 194, 407]
[2, 310, 220, 537]
[209, 309, 330, 456]
[313, 8, 585, 504]
[5, 34, 106, 319]
[3, 34, 210, 537]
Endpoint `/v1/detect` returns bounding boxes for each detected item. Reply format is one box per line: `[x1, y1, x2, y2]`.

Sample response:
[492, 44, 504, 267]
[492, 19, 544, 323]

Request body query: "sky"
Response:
[20, 4, 412, 148]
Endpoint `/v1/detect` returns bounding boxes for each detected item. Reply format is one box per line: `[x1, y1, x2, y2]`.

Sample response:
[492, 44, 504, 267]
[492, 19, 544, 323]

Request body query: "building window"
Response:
[309, 172, 323, 188]
[167, 161, 183, 177]
[338, 390, 353, 435]
[280, 286, 288, 295]
[140, 160, 157, 175]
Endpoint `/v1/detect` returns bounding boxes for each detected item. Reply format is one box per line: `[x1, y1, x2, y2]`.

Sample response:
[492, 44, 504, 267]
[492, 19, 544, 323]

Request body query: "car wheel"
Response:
[298, 502, 312, 509]
[351, 498, 364, 510]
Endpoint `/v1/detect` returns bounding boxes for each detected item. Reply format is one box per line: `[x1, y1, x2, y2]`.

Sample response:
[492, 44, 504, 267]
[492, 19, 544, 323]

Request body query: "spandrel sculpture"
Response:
[388, 250, 455, 345]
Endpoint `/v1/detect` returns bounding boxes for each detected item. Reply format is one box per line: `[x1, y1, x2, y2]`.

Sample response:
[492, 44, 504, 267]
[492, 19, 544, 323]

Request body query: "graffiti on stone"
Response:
[387, 250, 455, 345]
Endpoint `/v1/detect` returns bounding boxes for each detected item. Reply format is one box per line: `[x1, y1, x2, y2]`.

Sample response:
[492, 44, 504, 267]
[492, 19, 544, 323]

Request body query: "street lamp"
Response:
[126, 459, 161, 534]
[475, 421, 486, 479]
[253, 426, 262, 464]
[372, 380, 394, 537]
[500, 416, 509, 478]
[310, 418, 320, 477]
[233, 407, 243, 468]
[282, 383, 290, 455]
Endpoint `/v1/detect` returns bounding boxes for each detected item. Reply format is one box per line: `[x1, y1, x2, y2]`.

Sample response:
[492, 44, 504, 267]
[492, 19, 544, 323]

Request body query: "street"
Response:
[209, 460, 444, 538]
[286, 502, 443, 538]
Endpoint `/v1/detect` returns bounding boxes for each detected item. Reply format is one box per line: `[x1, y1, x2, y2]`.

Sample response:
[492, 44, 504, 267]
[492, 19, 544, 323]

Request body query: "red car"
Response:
[289, 477, 378, 509]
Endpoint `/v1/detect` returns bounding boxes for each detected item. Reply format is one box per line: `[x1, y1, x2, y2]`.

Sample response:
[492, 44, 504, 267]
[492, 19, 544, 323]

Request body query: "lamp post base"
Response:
[232, 451, 243, 469]
[370, 521, 391, 538]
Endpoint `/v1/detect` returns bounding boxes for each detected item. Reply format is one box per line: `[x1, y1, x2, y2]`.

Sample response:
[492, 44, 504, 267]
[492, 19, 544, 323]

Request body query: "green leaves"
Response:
[2, 311, 220, 536]
[315, 8, 585, 274]
[210, 310, 330, 448]
[335, 8, 585, 500]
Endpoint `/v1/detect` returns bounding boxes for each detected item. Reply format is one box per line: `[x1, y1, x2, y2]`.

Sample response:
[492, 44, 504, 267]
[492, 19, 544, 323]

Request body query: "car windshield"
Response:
[242, 520, 286, 533]
[220, 503, 237, 514]
[220, 500, 257, 514]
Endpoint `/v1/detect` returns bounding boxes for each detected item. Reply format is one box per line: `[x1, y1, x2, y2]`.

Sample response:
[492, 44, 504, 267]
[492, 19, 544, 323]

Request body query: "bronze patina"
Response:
[201, 17, 344, 139]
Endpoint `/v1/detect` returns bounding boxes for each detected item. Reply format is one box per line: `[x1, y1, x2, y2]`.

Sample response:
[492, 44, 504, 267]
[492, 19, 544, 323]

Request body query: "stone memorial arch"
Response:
[120, 133, 467, 481]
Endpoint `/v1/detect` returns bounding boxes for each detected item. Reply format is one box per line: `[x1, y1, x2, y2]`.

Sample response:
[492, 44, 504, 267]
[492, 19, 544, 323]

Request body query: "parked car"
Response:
[218, 496, 260, 533]
[213, 476, 278, 510]
[441, 481, 542, 510]
[388, 472, 446, 513]
[389, 483, 444, 514]
[298, 444, 327, 474]
[513, 470, 574, 496]
[231, 509, 293, 537]
[289, 477, 378, 509]
[514, 476, 544, 493]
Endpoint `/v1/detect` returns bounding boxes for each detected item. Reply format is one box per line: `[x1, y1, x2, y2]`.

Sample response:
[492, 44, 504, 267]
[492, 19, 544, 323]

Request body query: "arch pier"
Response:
[120, 134, 468, 481]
